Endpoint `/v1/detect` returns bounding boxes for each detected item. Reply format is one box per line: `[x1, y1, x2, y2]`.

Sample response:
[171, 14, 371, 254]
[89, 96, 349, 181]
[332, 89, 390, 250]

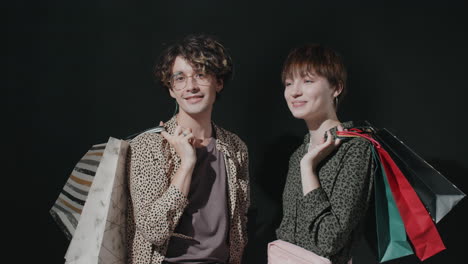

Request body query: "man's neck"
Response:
[176, 111, 213, 140]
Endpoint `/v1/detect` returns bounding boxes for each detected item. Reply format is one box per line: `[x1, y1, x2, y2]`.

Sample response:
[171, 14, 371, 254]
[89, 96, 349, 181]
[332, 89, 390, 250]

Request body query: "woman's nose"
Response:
[290, 83, 302, 97]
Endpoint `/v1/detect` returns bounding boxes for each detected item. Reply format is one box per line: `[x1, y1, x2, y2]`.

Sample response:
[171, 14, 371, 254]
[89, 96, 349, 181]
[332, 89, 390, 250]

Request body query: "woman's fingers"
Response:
[335, 137, 341, 146]
[326, 131, 333, 143]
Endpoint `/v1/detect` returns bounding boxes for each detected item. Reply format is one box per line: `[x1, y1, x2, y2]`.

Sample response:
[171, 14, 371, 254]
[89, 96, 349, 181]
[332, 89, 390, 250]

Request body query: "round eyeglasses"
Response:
[170, 72, 211, 91]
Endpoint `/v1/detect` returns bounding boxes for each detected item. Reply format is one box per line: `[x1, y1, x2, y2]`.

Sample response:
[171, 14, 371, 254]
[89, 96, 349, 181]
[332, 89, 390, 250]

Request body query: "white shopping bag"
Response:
[64, 137, 129, 264]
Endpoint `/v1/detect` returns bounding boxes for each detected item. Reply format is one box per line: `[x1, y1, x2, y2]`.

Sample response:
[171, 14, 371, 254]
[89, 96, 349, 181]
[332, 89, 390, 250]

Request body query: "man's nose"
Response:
[185, 76, 199, 91]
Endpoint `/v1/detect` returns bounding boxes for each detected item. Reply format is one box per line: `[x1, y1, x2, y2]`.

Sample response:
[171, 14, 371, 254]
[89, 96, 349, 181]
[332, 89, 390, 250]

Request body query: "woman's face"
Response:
[283, 72, 339, 121]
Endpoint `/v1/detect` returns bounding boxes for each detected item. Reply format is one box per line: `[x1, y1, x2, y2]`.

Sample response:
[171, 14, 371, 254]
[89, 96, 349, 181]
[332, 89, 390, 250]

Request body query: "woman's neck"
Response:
[305, 115, 341, 145]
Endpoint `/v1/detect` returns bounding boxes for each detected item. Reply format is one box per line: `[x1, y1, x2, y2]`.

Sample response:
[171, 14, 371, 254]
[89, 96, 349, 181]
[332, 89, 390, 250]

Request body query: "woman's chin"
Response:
[290, 111, 308, 120]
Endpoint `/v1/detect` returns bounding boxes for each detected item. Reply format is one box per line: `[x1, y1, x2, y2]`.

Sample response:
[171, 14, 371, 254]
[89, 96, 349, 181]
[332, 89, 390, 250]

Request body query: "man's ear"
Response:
[216, 79, 224, 93]
[169, 88, 176, 99]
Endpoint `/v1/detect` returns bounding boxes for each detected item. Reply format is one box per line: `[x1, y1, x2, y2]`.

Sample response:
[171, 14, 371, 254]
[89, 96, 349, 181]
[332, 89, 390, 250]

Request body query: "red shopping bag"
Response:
[338, 129, 445, 261]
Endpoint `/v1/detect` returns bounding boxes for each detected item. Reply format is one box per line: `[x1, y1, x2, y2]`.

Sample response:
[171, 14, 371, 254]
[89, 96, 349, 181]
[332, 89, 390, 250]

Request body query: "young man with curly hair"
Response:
[126, 34, 249, 264]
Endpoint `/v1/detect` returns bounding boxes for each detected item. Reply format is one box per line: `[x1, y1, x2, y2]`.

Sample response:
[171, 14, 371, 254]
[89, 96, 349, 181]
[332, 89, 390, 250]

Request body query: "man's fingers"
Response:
[184, 132, 194, 140]
[174, 126, 182, 136]
[160, 130, 171, 141]
[181, 128, 192, 137]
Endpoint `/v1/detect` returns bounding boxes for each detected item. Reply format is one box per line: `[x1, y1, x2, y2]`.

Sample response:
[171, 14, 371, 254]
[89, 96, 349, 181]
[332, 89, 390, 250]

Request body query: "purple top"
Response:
[164, 138, 230, 264]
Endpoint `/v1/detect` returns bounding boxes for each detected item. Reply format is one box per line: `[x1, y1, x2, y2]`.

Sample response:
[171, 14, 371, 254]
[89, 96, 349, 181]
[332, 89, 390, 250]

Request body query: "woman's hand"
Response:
[300, 125, 343, 195]
[160, 122, 196, 168]
[301, 125, 343, 170]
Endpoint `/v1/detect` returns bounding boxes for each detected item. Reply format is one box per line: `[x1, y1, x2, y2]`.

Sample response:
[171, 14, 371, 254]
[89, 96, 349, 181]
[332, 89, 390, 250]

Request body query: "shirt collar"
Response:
[164, 115, 233, 157]
[303, 121, 355, 145]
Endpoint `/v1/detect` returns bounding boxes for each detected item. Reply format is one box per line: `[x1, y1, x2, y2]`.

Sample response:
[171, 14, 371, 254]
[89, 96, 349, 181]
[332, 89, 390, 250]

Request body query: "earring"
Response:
[172, 100, 179, 116]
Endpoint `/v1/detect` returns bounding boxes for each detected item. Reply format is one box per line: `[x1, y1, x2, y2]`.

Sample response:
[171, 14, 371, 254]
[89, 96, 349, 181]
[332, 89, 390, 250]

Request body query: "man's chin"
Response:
[179, 106, 209, 116]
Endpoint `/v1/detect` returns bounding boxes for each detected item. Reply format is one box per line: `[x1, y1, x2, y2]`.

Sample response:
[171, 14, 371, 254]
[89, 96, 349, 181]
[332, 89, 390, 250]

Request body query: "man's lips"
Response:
[184, 94, 204, 103]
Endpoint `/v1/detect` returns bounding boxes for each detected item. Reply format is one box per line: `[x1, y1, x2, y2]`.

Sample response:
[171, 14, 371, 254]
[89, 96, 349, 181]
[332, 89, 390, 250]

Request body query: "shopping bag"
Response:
[50, 124, 163, 263]
[50, 126, 162, 240]
[50, 142, 107, 239]
[63, 137, 129, 264]
[373, 128, 466, 223]
[372, 148, 413, 262]
[337, 128, 446, 261]
[268, 239, 332, 264]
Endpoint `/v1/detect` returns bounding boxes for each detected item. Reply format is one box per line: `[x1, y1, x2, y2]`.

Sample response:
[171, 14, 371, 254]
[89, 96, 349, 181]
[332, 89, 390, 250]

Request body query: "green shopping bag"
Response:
[373, 149, 414, 262]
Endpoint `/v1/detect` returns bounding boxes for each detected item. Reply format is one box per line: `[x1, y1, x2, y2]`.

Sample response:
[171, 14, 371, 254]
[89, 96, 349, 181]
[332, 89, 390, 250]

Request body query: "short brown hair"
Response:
[281, 44, 347, 104]
[154, 34, 233, 91]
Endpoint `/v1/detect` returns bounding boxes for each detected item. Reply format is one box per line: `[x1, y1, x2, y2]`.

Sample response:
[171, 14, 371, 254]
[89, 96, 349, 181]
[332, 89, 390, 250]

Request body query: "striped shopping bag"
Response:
[50, 124, 163, 240]
[50, 142, 106, 240]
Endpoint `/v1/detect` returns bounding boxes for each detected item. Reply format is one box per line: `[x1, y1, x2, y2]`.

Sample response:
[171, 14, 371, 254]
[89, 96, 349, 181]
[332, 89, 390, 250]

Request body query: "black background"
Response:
[7, 0, 468, 263]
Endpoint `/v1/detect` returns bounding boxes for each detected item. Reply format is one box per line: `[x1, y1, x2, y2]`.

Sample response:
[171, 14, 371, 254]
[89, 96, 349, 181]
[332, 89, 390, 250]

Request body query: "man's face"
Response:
[169, 56, 223, 117]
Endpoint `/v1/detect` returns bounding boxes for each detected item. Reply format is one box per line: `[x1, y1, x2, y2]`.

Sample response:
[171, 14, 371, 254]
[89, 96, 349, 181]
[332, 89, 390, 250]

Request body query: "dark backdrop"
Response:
[7, 1, 468, 263]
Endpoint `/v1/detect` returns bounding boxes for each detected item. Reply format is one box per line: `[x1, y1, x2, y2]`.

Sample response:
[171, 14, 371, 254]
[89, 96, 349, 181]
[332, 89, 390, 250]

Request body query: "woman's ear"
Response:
[333, 82, 344, 98]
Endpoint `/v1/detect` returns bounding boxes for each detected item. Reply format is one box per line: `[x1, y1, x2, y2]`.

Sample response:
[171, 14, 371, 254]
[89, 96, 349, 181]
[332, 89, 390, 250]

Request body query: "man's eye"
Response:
[284, 82, 292, 87]
[305, 79, 314, 83]
[175, 76, 185, 82]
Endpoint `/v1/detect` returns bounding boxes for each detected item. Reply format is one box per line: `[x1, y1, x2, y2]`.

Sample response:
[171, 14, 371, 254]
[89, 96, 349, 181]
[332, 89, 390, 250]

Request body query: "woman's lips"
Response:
[292, 101, 306, 107]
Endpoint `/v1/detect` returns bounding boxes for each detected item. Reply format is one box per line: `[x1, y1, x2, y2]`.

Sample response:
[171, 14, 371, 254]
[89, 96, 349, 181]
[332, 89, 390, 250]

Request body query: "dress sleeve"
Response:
[127, 135, 189, 246]
[296, 138, 374, 257]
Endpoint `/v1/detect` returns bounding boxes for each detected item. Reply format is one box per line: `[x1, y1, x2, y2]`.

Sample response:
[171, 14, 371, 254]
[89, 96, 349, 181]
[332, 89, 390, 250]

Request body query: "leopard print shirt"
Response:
[126, 116, 249, 264]
[276, 122, 375, 264]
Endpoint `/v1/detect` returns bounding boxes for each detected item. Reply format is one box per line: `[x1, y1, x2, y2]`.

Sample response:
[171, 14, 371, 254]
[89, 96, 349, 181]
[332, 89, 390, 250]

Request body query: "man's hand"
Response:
[160, 122, 197, 168]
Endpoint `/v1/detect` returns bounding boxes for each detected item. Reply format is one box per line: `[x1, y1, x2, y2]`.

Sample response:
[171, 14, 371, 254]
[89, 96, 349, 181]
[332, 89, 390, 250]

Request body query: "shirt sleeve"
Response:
[240, 142, 250, 243]
[296, 138, 374, 257]
[127, 134, 189, 246]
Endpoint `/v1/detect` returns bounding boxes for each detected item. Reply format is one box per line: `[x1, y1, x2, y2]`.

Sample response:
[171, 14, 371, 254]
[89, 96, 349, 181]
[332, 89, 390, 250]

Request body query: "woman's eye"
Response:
[304, 79, 314, 83]
[285, 82, 292, 87]
[175, 76, 185, 82]
[196, 73, 206, 79]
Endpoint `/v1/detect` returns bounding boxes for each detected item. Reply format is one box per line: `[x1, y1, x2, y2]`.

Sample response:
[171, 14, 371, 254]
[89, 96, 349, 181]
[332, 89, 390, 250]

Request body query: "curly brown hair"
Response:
[154, 34, 233, 91]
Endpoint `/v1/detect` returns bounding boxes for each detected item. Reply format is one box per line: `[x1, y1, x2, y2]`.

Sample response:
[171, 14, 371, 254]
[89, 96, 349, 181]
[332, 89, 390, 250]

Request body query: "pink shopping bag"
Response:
[268, 240, 332, 264]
